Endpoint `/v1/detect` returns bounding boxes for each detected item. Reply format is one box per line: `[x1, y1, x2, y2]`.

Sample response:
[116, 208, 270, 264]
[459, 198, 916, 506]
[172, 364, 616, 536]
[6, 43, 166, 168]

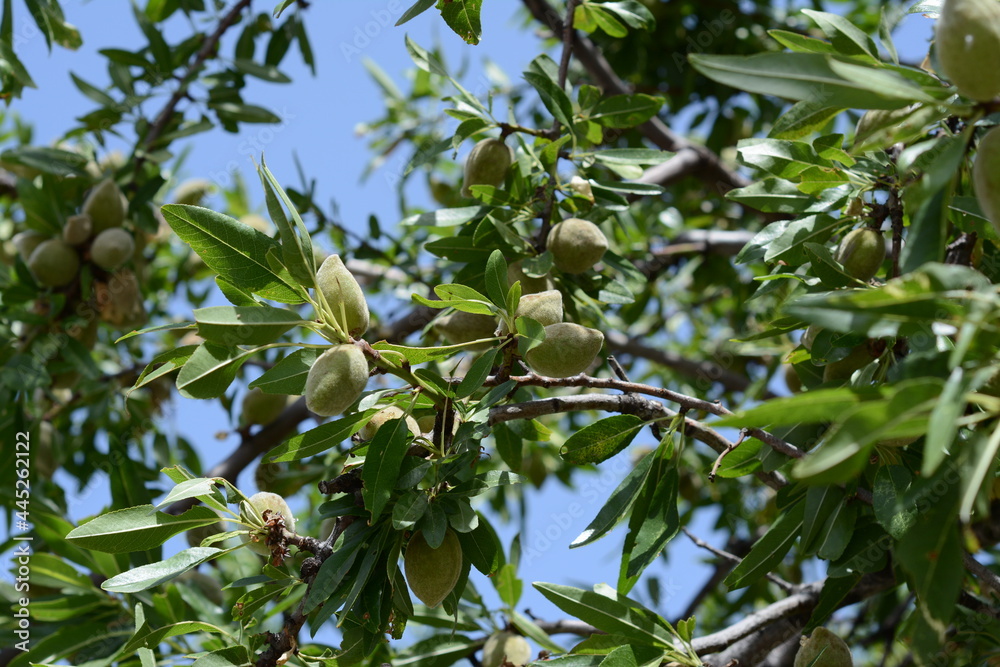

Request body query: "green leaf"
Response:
[101, 547, 223, 593]
[800, 9, 878, 59]
[161, 204, 305, 303]
[524, 56, 574, 128]
[212, 102, 282, 124]
[194, 306, 306, 346]
[121, 620, 224, 654]
[591, 94, 664, 128]
[249, 348, 322, 395]
[484, 249, 509, 308]
[620, 461, 679, 586]
[438, 0, 482, 45]
[396, 0, 437, 26]
[724, 498, 805, 590]
[533, 583, 676, 647]
[362, 418, 412, 521]
[572, 448, 655, 548]
[800, 485, 845, 555]
[873, 466, 916, 539]
[66, 505, 221, 553]
[455, 349, 498, 399]
[456, 514, 504, 576]
[232, 59, 291, 83]
[175, 342, 260, 399]
[259, 160, 316, 289]
[689, 52, 937, 109]
[264, 412, 367, 462]
[560, 415, 645, 465]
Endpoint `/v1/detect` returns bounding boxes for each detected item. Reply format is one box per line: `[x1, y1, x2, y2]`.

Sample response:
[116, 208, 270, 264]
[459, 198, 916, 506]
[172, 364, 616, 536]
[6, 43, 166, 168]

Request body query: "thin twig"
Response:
[683, 528, 795, 594]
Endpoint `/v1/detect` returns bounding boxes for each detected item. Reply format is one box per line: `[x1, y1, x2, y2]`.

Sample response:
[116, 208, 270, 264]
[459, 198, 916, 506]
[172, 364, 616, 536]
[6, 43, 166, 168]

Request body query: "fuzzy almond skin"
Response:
[434, 310, 498, 347]
[90, 228, 135, 270]
[507, 260, 554, 294]
[359, 406, 421, 440]
[240, 387, 289, 426]
[822, 345, 874, 384]
[171, 178, 215, 206]
[835, 228, 885, 282]
[63, 214, 93, 245]
[482, 632, 532, 667]
[516, 290, 563, 327]
[13, 230, 47, 259]
[525, 323, 604, 378]
[82, 178, 126, 233]
[28, 239, 80, 287]
[794, 627, 853, 667]
[315, 254, 370, 337]
[305, 344, 369, 417]
[937, 0, 1000, 101]
[241, 491, 296, 556]
[404, 529, 463, 608]
[974, 126, 1000, 235]
[547, 218, 609, 274]
[462, 138, 512, 197]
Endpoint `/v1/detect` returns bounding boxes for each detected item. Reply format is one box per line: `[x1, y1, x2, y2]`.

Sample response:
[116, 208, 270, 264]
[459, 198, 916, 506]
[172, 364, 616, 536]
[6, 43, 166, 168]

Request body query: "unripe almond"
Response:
[547, 218, 609, 274]
[304, 344, 369, 417]
[567, 175, 594, 202]
[793, 627, 853, 667]
[97, 270, 147, 329]
[63, 214, 93, 245]
[13, 230, 46, 259]
[315, 254, 370, 337]
[525, 323, 604, 378]
[822, 345, 874, 384]
[241, 387, 289, 426]
[507, 260, 554, 295]
[834, 228, 884, 282]
[241, 491, 296, 556]
[171, 178, 215, 206]
[90, 228, 135, 270]
[178, 570, 224, 606]
[28, 239, 79, 287]
[515, 290, 563, 327]
[82, 178, 126, 233]
[784, 365, 802, 394]
[974, 126, 1000, 235]
[936, 0, 1000, 101]
[239, 213, 273, 235]
[462, 138, 512, 197]
[434, 310, 498, 346]
[482, 632, 532, 667]
[404, 529, 463, 608]
[359, 406, 420, 440]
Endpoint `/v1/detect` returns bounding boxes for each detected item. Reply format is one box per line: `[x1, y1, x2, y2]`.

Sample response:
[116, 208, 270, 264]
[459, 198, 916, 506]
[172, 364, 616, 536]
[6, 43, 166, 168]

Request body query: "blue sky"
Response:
[11, 0, 938, 656]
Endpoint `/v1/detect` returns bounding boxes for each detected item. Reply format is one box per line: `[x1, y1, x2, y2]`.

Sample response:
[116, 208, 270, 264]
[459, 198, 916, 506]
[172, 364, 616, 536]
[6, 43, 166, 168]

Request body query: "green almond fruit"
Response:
[186, 514, 226, 549]
[241, 491, 296, 556]
[547, 218, 609, 274]
[974, 126, 1000, 235]
[822, 345, 874, 384]
[507, 260, 554, 295]
[936, 0, 1000, 101]
[171, 178, 215, 206]
[516, 289, 563, 327]
[434, 309, 498, 347]
[482, 632, 532, 667]
[304, 344, 369, 417]
[359, 406, 420, 441]
[13, 230, 47, 259]
[462, 137, 512, 197]
[794, 627, 853, 667]
[404, 528, 463, 608]
[525, 323, 604, 378]
[63, 214, 93, 245]
[28, 239, 80, 287]
[98, 269, 148, 329]
[315, 254, 370, 338]
[90, 228, 135, 270]
[240, 387, 289, 426]
[178, 570, 224, 606]
[82, 178, 126, 233]
[239, 213, 273, 235]
[835, 228, 885, 282]
[784, 364, 803, 394]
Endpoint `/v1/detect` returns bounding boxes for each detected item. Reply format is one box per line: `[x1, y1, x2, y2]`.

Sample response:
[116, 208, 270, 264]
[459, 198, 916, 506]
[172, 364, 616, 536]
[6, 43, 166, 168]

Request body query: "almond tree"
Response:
[2, 2, 1000, 666]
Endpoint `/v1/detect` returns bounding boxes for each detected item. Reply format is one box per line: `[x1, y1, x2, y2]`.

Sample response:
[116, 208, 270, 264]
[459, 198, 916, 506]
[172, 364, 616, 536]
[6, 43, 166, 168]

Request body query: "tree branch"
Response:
[134, 0, 253, 173]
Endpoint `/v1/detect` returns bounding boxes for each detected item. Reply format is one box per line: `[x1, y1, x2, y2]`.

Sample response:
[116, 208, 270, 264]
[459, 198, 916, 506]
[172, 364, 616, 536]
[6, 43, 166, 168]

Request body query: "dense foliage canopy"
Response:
[2, 1, 1000, 666]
